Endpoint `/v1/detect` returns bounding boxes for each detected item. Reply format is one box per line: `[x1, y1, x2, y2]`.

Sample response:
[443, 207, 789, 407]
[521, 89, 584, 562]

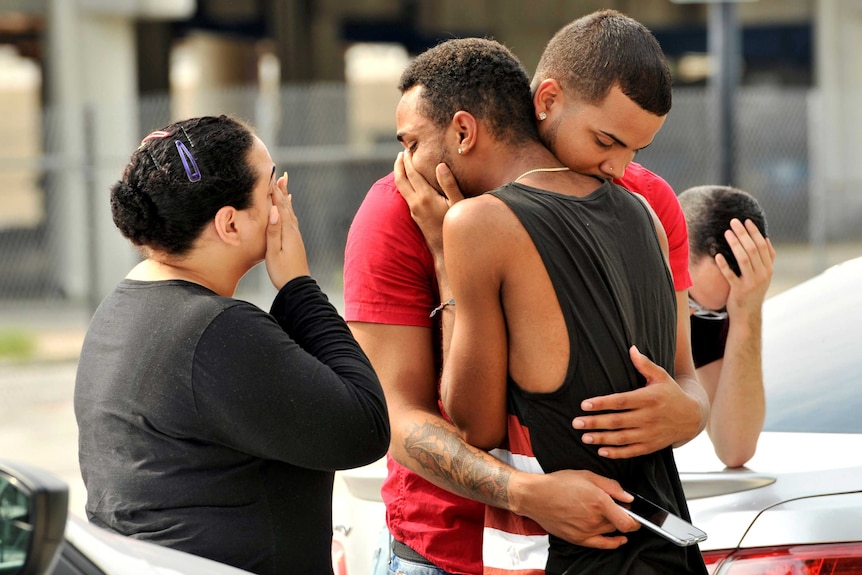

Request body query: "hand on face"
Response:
[394, 150, 464, 255]
[716, 218, 776, 317]
[264, 171, 310, 290]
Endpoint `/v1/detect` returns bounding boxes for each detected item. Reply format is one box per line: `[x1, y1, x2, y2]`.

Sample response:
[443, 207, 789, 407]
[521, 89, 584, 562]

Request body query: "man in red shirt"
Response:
[344, 10, 708, 575]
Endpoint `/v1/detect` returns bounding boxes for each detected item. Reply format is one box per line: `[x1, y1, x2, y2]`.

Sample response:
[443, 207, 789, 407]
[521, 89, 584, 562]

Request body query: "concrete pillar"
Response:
[45, 0, 195, 307]
[345, 43, 408, 149]
[80, 13, 142, 308]
[170, 31, 259, 121]
[813, 0, 862, 245]
[0, 48, 42, 229]
[46, 0, 90, 303]
[271, 0, 314, 83]
[815, 0, 862, 180]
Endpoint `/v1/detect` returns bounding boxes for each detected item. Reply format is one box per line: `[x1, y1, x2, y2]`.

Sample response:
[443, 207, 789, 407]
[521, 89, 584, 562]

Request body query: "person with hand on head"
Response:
[679, 185, 775, 468]
[74, 115, 389, 575]
[395, 37, 706, 575]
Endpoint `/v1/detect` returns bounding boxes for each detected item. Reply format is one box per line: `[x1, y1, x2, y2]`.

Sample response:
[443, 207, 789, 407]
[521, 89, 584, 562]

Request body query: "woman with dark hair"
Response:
[74, 115, 389, 575]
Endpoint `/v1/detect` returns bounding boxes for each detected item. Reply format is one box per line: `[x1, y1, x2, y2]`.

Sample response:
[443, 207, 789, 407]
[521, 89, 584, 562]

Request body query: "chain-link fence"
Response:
[0, 83, 859, 315]
[0, 84, 400, 313]
[638, 86, 813, 243]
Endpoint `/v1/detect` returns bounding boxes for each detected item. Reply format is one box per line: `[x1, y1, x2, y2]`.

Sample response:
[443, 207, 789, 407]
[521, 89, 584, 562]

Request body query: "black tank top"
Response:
[490, 181, 707, 574]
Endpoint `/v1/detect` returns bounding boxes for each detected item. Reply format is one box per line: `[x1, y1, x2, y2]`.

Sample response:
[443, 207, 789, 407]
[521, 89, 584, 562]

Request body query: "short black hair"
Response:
[110, 115, 257, 256]
[534, 9, 672, 116]
[398, 37, 538, 147]
[679, 185, 769, 276]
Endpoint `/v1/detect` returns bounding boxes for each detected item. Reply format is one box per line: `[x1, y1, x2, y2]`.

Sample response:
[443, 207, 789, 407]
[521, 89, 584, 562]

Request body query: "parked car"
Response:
[678, 254, 862, 573]
[334, 255, 862, 575]
[333, 464, 388, 575]
[0, 459, 253, 575]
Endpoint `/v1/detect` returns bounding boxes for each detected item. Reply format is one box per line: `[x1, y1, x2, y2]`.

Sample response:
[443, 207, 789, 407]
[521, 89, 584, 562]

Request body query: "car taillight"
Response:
[702, 549, 732, 574]
[702, 543, 862, 574]
[332, 539, 348, 575]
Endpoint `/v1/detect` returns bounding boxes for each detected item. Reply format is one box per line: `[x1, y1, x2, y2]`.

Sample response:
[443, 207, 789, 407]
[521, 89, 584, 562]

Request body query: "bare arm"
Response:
[349, 320, 637, 548]
[702, 217, 774, 467]
[396, 151, 509, 448]
[671, 288, 710, 450]
[348, 321, 504, 498]
[438, 196, 510, 449]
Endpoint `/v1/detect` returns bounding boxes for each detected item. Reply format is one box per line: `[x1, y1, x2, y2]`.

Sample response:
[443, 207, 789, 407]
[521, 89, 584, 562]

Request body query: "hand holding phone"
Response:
[619, 493, 707, 547]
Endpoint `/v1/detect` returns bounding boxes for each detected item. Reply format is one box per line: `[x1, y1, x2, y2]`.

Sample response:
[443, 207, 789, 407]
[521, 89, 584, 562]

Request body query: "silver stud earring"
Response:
[458, 147, 463, 155]
[538, 112, 547, 121]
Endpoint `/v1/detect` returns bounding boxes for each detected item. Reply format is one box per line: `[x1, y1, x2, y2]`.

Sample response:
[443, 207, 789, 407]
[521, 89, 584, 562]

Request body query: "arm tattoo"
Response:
[403, 421, 511, 508]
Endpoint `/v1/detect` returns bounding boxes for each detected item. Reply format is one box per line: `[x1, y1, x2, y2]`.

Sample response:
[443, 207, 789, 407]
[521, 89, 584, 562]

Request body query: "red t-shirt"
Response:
[343, 172, 484, 575]
[615, 161, 692, 291]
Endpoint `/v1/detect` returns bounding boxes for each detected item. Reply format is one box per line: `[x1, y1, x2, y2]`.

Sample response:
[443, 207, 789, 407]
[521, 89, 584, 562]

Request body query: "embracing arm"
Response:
[349, 321, 508, 501]
[671, 289, 710, 449]
[350, 319, 638, 549]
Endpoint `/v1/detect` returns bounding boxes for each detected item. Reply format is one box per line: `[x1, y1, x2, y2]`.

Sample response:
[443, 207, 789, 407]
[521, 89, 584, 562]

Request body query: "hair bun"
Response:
[110, 180, 161, 246]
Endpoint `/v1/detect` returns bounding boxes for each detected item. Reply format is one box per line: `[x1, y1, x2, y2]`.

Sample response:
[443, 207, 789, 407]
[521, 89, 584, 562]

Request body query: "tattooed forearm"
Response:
[403, 421, 511, 508]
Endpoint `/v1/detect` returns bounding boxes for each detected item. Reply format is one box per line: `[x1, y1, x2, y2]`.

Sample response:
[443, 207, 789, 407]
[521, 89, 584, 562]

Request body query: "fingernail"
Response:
[269, 206, 278, 224]
[582, 434, 594, 444]
[573, 419, 584, 429]
[598, 448, 608, 457]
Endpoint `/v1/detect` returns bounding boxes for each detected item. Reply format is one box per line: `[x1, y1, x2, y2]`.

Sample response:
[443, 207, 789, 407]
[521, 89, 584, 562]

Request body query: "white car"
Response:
[1, 459, 254, 575]
[677, 254, 862, 572]
[2, 461, 376, 575]
[334, 256, 862, 575]
[333, 463, 388, 575]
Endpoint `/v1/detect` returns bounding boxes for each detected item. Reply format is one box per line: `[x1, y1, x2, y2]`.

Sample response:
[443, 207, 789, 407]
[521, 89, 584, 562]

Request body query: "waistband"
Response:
[392, 538, 435, 566]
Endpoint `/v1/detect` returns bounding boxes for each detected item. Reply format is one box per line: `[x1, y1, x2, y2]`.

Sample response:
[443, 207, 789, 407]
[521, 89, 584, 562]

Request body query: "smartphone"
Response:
[620, 493, 707, 547]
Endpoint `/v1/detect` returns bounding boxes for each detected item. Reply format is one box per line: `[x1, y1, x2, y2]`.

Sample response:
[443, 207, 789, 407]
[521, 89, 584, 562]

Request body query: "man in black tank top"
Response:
[394, 38, 707, 573]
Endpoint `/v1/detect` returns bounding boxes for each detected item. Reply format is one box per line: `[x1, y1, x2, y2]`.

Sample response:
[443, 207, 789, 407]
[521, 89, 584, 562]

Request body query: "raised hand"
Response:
[265, 171, 310, 290]
[717, 217, 776, 317]
[394, 151, 464, 255]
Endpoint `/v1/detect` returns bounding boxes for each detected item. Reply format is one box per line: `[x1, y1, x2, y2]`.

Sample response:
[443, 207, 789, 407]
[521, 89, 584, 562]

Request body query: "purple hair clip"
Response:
[175, 140, 201, 182]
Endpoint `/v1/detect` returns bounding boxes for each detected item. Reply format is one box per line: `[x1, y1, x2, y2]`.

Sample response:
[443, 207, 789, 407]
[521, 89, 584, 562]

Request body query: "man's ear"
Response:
[213, 206, 242, 246]
[451, 110, 478, 155]
[533, 78, 564, 119]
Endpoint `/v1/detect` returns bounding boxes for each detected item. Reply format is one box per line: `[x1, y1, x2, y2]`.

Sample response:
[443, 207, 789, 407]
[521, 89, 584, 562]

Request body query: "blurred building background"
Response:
[0, 0, 858, 315]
